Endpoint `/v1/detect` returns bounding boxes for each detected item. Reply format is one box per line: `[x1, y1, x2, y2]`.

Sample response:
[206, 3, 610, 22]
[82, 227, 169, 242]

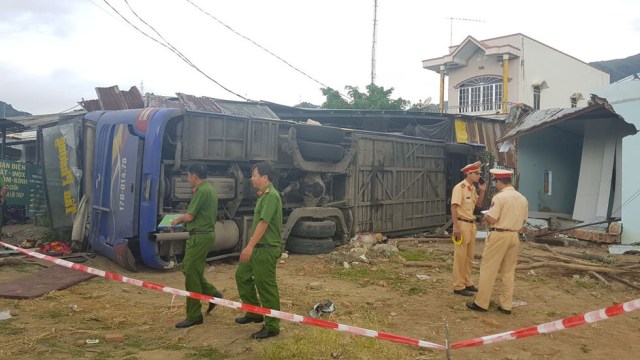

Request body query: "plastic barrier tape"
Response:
[0, 241, 444, 350]
[451, 297, 640, 349]
[3, 241, 638, 351]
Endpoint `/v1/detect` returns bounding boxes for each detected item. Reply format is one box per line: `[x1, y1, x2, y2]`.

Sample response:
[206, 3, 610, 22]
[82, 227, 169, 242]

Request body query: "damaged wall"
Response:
[573, 120, 624, 221]
[593, 78, 640, 244]
[518, 128, 581, 215]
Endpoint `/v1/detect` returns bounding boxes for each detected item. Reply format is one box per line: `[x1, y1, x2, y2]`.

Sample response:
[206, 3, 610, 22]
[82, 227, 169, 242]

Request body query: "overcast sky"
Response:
[1, 0, 639, 115]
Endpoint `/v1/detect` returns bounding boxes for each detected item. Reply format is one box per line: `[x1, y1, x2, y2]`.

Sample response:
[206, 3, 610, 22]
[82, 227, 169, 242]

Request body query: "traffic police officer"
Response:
[451, 161, 487, 296]
[467, 168, 528, 314]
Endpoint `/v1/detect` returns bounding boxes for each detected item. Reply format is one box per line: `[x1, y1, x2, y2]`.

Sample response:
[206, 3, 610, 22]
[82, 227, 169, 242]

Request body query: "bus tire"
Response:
[285, 236, 335, 255]
[295, 124, 344, 144]
[291, 220, 337, 238]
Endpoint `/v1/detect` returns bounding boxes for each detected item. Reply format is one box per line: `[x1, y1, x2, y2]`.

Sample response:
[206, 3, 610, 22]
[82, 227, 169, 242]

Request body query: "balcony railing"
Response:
[432, 102, 516, 115]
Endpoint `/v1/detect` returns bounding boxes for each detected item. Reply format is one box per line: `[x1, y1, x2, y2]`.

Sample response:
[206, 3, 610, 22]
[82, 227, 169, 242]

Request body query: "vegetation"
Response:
[589, 52, 640, 82]
[260, 325, 432, 360]
[398, 250, 442, 262]
[0, 100, 31, 117]
[186, 345, 228, 359]
[321, 84, 410, 110]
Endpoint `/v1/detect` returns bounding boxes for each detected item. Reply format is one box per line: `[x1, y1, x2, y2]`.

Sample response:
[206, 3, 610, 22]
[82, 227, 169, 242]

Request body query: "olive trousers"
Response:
[235, 246, 281, 331]
[181, 233, 219, 321]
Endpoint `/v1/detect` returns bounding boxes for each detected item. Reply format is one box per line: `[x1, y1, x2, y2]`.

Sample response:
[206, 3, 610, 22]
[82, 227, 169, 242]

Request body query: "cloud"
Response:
[0, 60, 95, 114]
[0, 0, 83, 37]
[633, 18, 640, 32]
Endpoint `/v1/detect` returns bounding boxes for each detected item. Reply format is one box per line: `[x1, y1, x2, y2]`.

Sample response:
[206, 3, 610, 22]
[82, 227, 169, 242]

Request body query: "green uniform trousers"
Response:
[181, 233, 219, 321]
[235, 247, 281, 331]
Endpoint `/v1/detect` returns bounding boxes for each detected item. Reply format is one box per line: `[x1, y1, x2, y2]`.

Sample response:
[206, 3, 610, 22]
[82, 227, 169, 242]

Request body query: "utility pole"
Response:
[370, 0, 378, 84]
[446, 17, 484, 46]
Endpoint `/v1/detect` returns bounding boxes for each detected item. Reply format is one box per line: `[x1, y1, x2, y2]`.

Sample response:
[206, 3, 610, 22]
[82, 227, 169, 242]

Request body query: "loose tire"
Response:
[285, 236, 335, 255]
[297, 141, 344, 163]
[295, 124, 345, 144]
[291, 220, 337, 238]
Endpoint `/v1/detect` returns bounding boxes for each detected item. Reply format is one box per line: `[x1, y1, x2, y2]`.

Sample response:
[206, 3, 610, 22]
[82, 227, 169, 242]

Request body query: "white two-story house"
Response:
[422, 33, 610, 115]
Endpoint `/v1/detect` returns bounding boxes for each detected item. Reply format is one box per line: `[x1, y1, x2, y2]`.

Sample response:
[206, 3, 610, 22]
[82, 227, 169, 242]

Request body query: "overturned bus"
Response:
[40, 108, 446, 270]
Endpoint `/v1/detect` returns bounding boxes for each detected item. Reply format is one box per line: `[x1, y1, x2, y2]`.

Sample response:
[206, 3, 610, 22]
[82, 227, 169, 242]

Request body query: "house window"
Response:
[570, 93, 582, 108]
[533, 86, 541, 110]
[544, 170, 552, 195]
[458, 76, 503, 113]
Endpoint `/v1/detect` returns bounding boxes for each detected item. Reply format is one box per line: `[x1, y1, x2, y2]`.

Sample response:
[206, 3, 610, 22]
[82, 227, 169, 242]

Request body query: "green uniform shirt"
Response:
[186, 181, 217, 233]
[251, 184, 282, 247]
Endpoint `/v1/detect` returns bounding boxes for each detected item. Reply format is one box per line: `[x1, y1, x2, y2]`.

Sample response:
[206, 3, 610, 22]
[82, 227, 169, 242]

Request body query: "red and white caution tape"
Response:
[451, 297, 640, 349]
[0, 241, 444, 350]
[5, 241, 638, 351]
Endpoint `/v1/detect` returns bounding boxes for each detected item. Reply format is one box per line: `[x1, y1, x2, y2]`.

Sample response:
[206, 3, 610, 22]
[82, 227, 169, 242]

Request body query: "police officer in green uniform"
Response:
[235, 162, 282, 339]
[171, 163, 222, 328]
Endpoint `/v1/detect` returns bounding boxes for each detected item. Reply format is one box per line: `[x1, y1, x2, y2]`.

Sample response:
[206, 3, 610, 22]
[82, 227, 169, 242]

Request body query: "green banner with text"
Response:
[0, 160, 46, 217]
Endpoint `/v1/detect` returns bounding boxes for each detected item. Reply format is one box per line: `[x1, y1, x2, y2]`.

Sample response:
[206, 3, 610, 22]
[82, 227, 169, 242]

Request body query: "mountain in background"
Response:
[1, 101, 31, 117]
[590, 52, 640, 83]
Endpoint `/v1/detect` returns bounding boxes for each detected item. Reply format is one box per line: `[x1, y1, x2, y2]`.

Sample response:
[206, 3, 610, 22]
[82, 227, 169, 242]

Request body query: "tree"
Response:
[321, 84, 409, 110]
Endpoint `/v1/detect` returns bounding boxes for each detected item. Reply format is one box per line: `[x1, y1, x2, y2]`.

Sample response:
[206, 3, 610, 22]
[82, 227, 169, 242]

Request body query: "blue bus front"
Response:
[88, 108, 182, 270]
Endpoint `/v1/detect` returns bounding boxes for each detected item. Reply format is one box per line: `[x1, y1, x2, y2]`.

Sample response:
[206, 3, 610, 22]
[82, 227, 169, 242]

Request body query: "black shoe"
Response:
[497, 306, 512, 315]
[454, 289, 474, 297]
[465, 285, 478, 292]
[235, 316, 264, 324]
[206, 291, 223, 314]
[251, 326, 279, 339]
[175, 317, 203, 328]
[466, 302, 487, 312]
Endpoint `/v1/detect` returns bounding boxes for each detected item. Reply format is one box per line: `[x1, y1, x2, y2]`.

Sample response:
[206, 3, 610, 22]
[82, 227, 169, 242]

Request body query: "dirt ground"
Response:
[1, 223, 640, 360]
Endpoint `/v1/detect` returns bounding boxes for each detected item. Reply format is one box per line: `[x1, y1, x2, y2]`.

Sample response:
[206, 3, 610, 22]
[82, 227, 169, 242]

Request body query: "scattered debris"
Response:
[104, 333, 125, 343]
[0, 310, 12, 321]
[372, 244, 399, 257]
[518, 242, 640, 289]
[309, 300, 335, 318]
[512, 300, 528, 308]
[609, 245, 640, 255]
[350, 232, 377, 247]
[416, 274, 431, 281]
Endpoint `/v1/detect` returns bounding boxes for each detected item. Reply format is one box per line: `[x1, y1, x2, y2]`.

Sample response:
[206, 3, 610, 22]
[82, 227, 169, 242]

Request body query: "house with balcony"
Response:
[422, 34, 610, 116]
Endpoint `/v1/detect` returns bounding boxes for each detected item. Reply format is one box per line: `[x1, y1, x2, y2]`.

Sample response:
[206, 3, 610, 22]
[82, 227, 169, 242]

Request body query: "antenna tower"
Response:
[370, 0, 378, 84]
[446, 17, 484, 46]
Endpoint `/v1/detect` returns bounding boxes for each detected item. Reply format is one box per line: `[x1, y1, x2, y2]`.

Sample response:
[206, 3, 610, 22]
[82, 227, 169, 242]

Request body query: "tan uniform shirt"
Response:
[486, 186, 528, 230]
[451, 179, 478, 220]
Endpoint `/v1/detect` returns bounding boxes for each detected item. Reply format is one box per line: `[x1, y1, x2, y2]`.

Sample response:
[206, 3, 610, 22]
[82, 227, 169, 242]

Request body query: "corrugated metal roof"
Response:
[80, 99, 102, 112]
[0, 118, 26, 132]
[499, 99, 637, 142]
[500, 107, 584, 140]
[80, 86, 144, 111]
[145, 94, 185, 109]
[4, 111, 86, 130]
[175, 93, 223, 113]
[213, 99, 279, 119]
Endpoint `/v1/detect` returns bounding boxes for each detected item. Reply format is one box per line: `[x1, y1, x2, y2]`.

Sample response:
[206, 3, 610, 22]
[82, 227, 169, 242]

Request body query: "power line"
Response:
[184, 0, 350, 100]
[101, 0, 249, 101]
[56, 104, 83, 114]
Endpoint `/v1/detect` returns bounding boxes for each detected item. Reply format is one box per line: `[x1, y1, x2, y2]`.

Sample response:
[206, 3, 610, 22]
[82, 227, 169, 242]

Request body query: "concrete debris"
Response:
[372, 244, 399, 257]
